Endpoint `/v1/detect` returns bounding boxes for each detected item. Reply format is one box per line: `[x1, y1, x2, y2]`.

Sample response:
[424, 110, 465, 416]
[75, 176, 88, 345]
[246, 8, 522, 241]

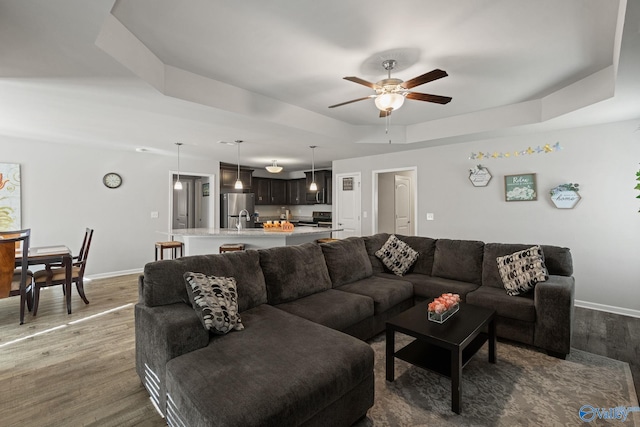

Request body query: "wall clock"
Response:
[103, 172, 122, 189]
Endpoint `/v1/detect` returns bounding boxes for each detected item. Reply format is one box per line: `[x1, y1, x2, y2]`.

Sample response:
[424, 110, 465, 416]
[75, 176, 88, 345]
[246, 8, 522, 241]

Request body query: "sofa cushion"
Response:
[142, 250, 268, 312]
[321, 237, 372, 287]
[259, 243, 332, 305]
[362, 233, 390, 274]
[396, 235, 436, 275]
[165, 304, 374, 427]
[383, 273, 479, 301]
[497, 245, 549, 296]
[275, 289, 374, 331]
[375, 234, 419, 276]
[431, 239, 484, 285]
[184, 272, 244, 334]
[483, 243, 572, 288]
[466, 286, 536, 322]
[335, 275, 413, 314]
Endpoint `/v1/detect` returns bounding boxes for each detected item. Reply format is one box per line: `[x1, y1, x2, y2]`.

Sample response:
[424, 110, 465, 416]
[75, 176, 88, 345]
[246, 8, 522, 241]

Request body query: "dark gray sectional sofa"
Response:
[135, 234, 575, 426]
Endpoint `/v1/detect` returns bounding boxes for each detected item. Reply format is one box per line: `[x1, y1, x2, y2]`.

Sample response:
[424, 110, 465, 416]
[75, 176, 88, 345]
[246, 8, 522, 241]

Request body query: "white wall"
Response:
[334, 119, 640, 314]
[2, 136, 219, 277]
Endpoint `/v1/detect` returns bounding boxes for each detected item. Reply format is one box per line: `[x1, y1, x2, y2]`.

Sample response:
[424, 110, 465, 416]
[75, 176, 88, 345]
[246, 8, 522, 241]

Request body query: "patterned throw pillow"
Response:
[184, 272, 244, 334]
[375, 234, 419, 276]
[496, 246, 549, 296]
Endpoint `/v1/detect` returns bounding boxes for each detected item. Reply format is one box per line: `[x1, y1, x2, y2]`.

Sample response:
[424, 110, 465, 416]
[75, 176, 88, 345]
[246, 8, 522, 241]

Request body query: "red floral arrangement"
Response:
[428, 293, 461, 314]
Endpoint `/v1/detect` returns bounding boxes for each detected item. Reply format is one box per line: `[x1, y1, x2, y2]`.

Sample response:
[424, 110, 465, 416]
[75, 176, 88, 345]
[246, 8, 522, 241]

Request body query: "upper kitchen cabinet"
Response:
[305, 170, 332, 204]
[220, 163, 253, 192]
[287, 178, 307, 205]
[255, 178, 287, 205]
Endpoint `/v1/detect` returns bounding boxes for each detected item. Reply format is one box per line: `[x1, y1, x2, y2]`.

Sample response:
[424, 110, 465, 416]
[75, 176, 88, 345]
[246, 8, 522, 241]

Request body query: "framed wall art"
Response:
[0, 163, 21, 230]
[550, 183, 581, 209]
[504, 173, 537, 202]
[468, 165, 492, 187]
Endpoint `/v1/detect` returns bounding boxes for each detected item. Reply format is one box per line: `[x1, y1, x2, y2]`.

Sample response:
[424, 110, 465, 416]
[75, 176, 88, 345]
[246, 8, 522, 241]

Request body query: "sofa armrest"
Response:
[533, 275, 575, 357]
[135, 302, 209, 414]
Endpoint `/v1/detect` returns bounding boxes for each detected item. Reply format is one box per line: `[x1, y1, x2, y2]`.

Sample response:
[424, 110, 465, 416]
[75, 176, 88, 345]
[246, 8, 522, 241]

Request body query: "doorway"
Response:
[373, 168, 417, 236]
[334, 172, 362, 238]
[169, 172, 216, 231]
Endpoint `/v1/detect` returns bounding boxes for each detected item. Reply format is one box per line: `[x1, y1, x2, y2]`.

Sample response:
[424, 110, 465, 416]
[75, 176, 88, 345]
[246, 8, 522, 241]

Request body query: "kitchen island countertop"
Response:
[167, 226, 341, 255]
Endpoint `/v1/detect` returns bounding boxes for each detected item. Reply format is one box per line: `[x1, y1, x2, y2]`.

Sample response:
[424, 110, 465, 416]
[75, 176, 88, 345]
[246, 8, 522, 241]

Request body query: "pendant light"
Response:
[174, 142, 183, 190]
[265, 160, 283, 174]
[309, 145, 318, 191]
[234, 140, 243, 190]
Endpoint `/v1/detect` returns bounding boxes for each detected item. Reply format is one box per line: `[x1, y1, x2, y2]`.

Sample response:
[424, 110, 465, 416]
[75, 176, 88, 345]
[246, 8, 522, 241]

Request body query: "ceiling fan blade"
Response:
[400, 69, 448, 89]
[344, 76, 380, 89]
[379, 109, 392, 118]
[328, 95, 375, 109]
[406, 92, 452, 104]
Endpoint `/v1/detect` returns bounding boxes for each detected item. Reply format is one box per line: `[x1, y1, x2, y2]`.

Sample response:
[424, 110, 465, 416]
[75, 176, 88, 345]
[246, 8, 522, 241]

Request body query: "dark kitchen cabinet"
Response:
[270, 179, 287, 205]
[220, 163, 253, 192]
[254, 177, 270, 205]
[287, 178, 307, 205]
[305, 170, 332, 204]
[255, 178, 287, 205]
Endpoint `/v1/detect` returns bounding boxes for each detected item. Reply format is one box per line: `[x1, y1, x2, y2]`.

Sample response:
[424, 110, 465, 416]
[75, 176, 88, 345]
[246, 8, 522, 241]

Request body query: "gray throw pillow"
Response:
[184, 272, 244, 334]
[496, 245, 549, 296]
[375, 234, 419, 276]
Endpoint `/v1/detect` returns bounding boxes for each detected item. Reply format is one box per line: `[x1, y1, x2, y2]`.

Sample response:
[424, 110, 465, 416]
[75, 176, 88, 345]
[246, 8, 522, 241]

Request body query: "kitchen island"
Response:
[168, 226, 340, 255]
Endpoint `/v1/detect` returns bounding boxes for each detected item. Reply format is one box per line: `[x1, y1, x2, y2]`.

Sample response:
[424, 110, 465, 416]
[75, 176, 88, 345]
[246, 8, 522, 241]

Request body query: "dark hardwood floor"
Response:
[572, 306, 640, 402]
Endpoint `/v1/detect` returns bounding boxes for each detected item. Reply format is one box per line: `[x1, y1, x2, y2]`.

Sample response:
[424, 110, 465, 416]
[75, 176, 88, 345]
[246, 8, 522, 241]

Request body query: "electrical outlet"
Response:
[151, 211, 159, 218]
[426, 213, 434, 221]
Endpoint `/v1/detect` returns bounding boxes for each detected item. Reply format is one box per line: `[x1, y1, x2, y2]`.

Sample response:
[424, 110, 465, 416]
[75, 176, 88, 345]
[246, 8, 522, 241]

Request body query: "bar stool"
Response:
[317, 238, 339, 244]
[155, 241, 184, 260]
[219, 243, 245, 253]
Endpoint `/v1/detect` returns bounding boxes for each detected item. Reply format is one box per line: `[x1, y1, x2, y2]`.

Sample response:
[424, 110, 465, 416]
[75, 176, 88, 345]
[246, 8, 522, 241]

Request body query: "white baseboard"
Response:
[575, 300, 640, 319]
[85, 268, 143, 281]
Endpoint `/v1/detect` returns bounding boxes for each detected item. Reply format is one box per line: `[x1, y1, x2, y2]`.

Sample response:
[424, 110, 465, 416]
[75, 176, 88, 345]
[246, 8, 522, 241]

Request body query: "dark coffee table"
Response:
[385, 301, 496, 414]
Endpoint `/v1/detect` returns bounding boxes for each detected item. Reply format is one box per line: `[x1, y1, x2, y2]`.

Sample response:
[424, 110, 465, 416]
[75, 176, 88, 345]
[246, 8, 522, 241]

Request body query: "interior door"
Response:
[394, 175, 411, 235]
[335, 173, 361, 239]
[173, 179, 192, 229]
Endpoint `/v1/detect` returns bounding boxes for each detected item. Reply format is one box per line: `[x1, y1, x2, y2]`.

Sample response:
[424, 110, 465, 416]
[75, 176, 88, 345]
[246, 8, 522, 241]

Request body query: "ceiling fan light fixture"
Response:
[265, 160, 283, 173]
[375, 92, 405, 111]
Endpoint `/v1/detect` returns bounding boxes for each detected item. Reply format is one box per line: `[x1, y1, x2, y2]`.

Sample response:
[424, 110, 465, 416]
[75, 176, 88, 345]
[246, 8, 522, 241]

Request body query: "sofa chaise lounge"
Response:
[135, 234, 574, 426]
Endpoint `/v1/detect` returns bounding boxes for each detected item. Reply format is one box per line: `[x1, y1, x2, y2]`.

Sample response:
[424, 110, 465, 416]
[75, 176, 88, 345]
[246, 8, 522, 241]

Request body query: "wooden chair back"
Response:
[0, 229, 30, 298]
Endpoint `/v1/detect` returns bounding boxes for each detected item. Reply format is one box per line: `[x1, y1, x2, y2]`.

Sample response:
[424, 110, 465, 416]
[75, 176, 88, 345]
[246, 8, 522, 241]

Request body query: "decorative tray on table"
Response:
[262, 221, 295, 232]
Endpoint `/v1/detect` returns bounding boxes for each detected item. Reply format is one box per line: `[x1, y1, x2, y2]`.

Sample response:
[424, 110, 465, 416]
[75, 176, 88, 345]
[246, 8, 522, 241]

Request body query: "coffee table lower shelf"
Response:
[394, 333, 489, 378]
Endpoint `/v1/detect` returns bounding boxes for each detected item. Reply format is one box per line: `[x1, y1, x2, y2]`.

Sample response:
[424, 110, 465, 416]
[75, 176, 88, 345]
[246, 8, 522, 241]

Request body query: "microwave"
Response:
[306, 188, 326, 204]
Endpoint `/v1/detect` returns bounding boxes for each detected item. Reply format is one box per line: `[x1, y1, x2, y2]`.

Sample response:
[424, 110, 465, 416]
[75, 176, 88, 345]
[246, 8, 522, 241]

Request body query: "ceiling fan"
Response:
[328, 59, 452, 118]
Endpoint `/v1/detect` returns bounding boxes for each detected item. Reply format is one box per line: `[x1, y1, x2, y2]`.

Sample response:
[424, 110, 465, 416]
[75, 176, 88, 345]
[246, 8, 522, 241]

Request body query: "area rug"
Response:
[355, 334, 639, 426]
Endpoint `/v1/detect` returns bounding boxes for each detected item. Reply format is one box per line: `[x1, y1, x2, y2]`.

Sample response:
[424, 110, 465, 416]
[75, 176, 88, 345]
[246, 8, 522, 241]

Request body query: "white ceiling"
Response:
[1, 0, 638, 171]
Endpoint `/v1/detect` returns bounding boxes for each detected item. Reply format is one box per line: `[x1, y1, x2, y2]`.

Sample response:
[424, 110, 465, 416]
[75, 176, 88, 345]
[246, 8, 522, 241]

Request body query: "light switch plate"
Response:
[426, 213, 434, 221]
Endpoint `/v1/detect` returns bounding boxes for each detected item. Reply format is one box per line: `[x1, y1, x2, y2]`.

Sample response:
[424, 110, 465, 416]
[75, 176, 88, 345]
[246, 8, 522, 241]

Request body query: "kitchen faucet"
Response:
[236, 209, 251, 231]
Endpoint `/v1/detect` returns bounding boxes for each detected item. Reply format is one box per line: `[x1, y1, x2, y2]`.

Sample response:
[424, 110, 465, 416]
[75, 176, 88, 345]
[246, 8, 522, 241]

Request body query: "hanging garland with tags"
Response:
[469, 142, 562, 160]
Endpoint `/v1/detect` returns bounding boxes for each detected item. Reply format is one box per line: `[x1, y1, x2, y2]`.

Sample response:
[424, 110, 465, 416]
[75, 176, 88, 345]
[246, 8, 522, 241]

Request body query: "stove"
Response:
[297, 211, 332, 228]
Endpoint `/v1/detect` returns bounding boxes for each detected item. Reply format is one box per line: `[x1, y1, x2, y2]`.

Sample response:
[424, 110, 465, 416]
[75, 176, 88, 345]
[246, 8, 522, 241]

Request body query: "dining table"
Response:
[16, 245, 73, 316]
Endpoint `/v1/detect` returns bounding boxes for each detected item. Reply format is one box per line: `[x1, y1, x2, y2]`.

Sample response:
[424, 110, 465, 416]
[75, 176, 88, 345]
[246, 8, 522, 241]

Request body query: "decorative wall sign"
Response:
[202, 183, 210, 197]
[469, 142, 562, 160]
[468, 165, 492, 187]
[504, 173, 537, 202]
[0, 163, 21, 230]
[550, 183, 581, 209]
[342, 177, 354, 191]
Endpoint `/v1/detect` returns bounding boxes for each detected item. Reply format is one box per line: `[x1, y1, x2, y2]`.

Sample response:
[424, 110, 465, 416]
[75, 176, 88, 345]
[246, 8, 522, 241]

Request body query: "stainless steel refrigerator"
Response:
[221, 193, 256, 229]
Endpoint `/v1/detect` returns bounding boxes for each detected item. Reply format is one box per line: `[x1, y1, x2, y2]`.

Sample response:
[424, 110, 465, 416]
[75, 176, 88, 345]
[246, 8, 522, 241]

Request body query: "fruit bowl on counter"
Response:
[262, 220, 295, 232]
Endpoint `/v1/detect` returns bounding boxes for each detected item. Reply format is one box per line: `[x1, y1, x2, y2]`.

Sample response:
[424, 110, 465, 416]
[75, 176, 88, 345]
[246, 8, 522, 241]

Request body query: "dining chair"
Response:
[0, 229, 34, 324]
[32, 228, 93, 316]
